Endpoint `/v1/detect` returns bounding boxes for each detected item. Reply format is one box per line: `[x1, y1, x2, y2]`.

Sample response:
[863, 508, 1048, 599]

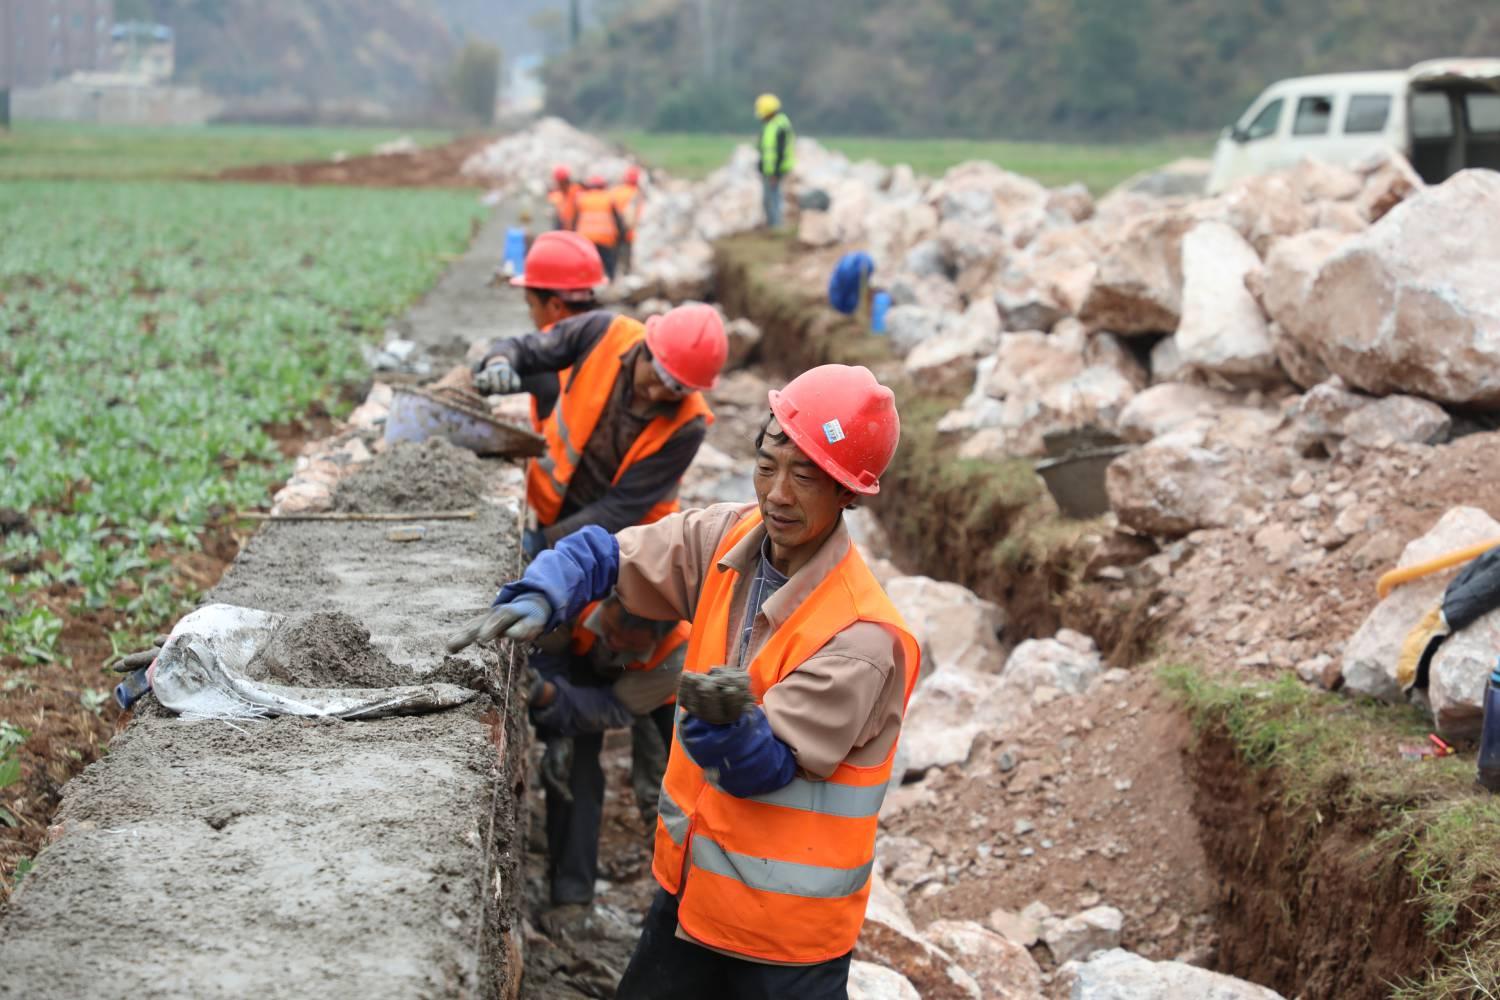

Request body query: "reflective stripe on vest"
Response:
[524, 315, 713, 527]
[651, 510, 921, 964]
[759, 112, 796, 176]
[574, 189, 620, 247]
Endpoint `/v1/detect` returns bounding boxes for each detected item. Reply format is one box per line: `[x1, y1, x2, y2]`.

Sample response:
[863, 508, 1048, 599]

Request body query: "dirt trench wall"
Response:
[1189, 723, 1454, 999]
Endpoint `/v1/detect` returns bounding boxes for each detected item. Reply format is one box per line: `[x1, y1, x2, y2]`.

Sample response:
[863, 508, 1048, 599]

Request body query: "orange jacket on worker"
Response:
[610, 184, 642, 243]
[526, 316, 712, 528]
[548, 185, 580, 231]
[652, 511, 921, 965]
[573, 188, 623, 248]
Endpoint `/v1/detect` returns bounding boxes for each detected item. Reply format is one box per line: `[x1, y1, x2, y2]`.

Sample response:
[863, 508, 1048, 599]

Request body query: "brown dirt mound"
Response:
[217, 135, 496, 189]
[333, 438, 486, 513]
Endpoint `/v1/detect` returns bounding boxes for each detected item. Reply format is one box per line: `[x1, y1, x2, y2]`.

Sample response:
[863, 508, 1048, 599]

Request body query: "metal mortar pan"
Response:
[1034, 445, 1133, 520]
[385, 385, 545, 458]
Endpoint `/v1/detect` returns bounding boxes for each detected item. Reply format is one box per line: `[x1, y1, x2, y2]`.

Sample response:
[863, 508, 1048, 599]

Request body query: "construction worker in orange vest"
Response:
[472, 301, 728, 560]
[474, 231, 606, 433]
[548, 164, 580, 231]
[611, 165, 645, 277]
[572, 173, 627, 280]
[450, 364, 920, 998]
[524, 591, 690, 926]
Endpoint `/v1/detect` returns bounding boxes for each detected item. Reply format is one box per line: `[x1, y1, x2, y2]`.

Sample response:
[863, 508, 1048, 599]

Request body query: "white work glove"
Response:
[474, 358, 522, 395]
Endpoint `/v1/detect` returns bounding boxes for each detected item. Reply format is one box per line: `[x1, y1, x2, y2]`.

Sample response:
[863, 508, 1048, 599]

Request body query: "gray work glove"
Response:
[111, 634, 170, 672]
[677, 667, 754, 726]
[446, 593, 553, 653]
[474, 357, 522, 395]
[540, 737, 574, 804]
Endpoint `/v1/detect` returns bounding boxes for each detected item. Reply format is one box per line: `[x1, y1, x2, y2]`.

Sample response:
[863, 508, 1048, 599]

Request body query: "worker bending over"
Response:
[473, 300, 727, 558]
[526, 592, 687, 923]
[450, 364, 920, 999]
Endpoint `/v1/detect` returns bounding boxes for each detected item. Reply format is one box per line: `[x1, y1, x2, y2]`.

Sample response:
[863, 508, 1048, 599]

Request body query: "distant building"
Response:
[0, 0, 116, 88]
[110, 20, 173, 82]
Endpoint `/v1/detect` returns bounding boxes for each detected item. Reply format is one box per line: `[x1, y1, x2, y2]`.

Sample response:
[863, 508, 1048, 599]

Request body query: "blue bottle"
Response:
[502, 227, 528, 277]
[1479, 657, 1500, 793]
[114, 666, 152, 711]
[871, 291, 891, 335]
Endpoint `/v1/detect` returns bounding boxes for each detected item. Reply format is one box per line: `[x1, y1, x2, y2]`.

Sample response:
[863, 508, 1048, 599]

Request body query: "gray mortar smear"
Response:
[0, 211, 541, 1000]
[333, 438, 487, 514]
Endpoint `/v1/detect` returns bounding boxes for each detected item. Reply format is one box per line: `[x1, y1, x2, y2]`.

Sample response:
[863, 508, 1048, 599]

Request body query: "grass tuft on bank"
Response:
[1162, 663, 1500, 999]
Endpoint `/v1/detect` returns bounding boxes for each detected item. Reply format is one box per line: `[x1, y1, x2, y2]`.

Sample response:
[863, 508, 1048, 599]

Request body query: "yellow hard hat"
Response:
[755, 93, 782, 119]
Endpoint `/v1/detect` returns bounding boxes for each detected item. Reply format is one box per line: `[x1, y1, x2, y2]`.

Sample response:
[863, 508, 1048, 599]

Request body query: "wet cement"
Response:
[0, 211, 541, 1000]
[333, 438, 487, 514]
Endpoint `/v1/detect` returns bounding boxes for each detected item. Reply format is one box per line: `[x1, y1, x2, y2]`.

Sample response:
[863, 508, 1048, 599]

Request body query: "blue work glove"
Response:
[522, 528, 549, 561]
[446, 592, 552, 652]
[531, 675, 634, 736]
[679, 707, 796, 799]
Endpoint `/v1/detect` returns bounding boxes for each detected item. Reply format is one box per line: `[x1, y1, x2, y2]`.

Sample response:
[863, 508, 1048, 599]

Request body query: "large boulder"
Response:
[1283, 171, 1500, 406]
[1108, 157, 1212, 199]
[1175, 221, 1279, 385]
[1041, 906, 1124, 964]
[1218, 172, 1318, 255]
[1117, 383, 1234, 443]
[869, 201, 941, 272]
[1355, 150, 1425, 222]
[1063, 948, 1286, 999]
[1292, 378, 1451, 456]
[1342, 507, 1500, 703]
[903, 302, 1003, 396]
[857, 875, 983, 1000]
[1429, 610, 1500, 739]
[930, 161, 1052, 240]
[886, 575, 1007, 679]
[1078, 210, 1194, 335]
[885, 304, 958, 358]
[1002, 630, 1104, 695]
[900, 670, 1014, 776]
[993, 272, 1067, 333]
[849, 960, 922, 1000]
[1106, 427, 1243, 537]
[1246, 229, 1355, 388]
[925, 920, 1045, 999]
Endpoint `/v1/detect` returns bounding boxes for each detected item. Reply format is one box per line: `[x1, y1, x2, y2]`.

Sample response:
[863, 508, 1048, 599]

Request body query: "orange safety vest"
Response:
[574, 188, 621, 248]
[525, 316, 713, 528]
[548, 185, 579, 230]
[652, 512, 921, 964]
[610, 184, 642, 243]
[569, 601, 689, 707]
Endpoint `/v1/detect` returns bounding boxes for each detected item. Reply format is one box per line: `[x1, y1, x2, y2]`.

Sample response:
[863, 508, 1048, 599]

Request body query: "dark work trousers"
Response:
[630, 703, 677, 827]
[544, 729, 604, 905]
[593, 242, 618, 280]
[616, 888, 852, 1000]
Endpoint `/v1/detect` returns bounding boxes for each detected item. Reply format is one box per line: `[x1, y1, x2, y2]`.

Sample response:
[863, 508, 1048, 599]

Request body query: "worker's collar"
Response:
[620, 341, 677, 417]
[717, 511, 852, 632]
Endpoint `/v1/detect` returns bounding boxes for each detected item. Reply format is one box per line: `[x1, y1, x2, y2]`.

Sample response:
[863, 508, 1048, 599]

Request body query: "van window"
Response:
[1244, 98, 1283, 141]
[1293, 95, 1333, 136]
[1412, 92, 1455, 138]
[1467, 93, 1500, 134]
[1345, 94, 1392, 134]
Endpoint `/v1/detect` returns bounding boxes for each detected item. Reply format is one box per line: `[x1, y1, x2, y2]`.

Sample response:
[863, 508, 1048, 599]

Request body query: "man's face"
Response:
[598, 601, 656, 658]
[633, 352, 687, 406]
[525, 290, 567, 331]
[753, 418, 849, 553]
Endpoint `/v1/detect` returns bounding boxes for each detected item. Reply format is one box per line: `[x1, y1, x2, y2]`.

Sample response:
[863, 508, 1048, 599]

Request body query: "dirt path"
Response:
[0, 212, 538, 1000]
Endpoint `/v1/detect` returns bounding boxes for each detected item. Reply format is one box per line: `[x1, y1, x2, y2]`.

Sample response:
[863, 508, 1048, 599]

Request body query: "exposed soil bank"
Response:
[1189, 722, 1454, 999]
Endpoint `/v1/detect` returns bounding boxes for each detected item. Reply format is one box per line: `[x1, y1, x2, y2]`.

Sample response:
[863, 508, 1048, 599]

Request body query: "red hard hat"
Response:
[586, 174, 607, 189]
[644, 304, 727, 392]
[511, 231, 606, 293]
[624, 165, 642, 185]
[767, 365, 899, 495]
[552, 164, 571, 183]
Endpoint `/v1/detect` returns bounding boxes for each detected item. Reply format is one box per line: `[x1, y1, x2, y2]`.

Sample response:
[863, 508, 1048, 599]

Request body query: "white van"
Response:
[1207, 58, 1500, 193]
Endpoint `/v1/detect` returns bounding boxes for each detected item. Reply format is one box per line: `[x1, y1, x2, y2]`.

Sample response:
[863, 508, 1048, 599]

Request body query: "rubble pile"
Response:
[459, 117, 628, 198]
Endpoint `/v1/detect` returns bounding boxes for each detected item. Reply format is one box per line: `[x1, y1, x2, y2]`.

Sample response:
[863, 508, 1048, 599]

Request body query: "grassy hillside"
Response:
[547, 0, 1500, 139]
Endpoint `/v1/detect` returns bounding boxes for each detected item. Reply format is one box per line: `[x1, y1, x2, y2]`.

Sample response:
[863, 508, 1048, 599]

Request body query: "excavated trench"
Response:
[711, 232, 1459, 999]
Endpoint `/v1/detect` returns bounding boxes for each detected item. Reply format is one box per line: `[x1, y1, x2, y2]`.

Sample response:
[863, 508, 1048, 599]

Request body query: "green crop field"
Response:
[0, 122, 456, 181]
[610, 130, 1213, 192]
[0, 180, 481, 669]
